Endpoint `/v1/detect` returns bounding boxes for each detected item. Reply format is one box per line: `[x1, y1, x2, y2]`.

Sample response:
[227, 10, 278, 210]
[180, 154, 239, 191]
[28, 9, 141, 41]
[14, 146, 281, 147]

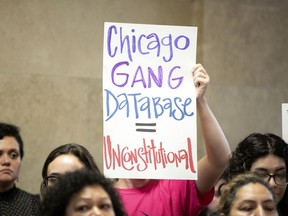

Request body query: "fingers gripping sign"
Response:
[192, 64, 210, 99]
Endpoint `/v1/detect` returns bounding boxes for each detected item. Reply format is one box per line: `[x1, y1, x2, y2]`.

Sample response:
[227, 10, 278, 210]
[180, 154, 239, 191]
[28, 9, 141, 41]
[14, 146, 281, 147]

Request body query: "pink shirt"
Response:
[117, 179, 214, 216]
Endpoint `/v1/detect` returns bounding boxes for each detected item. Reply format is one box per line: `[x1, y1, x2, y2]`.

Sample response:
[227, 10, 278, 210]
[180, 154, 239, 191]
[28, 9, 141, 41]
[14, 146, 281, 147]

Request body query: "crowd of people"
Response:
[0, 64, 287, 216]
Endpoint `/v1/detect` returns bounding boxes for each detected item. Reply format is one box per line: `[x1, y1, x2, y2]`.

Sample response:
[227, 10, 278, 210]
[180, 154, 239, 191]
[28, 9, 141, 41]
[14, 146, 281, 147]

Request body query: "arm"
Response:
[192, 64, 231, 194]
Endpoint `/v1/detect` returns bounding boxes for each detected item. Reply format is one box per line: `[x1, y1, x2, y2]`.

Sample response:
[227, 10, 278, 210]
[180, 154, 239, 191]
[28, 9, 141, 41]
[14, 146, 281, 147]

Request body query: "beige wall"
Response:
[0, 0, 287, 194]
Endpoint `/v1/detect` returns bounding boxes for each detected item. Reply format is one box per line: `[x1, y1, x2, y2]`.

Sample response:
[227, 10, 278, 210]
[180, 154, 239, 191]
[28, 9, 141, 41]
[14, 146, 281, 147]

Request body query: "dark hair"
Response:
[199, 170, 229, 216]
[0, 122, 24, 159]
[41, 169, 127, 216]
[219, 173, 276, 216]
[229, 133, 288, 179]
[278, 189, 288, 215]
[40, 143, 100, 195]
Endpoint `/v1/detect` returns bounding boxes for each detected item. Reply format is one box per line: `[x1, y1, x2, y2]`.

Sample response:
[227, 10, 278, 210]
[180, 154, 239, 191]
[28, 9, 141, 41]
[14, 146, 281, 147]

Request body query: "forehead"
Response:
[47, 154, 85, 176]
[235, 183, 273, 202]
[251, 154, 286, 171]
[73, 185, 110, 200]
[0, 136, 20, 151]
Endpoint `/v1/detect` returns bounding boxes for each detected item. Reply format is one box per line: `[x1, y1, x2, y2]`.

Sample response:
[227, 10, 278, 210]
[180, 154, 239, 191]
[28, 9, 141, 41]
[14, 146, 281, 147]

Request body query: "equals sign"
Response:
[135, 123, 156, 132]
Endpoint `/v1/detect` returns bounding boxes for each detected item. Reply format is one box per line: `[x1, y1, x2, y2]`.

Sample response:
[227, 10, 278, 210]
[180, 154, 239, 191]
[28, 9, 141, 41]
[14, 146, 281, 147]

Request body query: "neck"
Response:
[115, 179, 150, 189]
[0, 182, 14, 193]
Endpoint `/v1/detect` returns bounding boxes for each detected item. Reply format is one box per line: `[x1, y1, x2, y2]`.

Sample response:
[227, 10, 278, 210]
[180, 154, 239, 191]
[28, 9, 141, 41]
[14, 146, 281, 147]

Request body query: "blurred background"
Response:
[0, 0, 287, 193]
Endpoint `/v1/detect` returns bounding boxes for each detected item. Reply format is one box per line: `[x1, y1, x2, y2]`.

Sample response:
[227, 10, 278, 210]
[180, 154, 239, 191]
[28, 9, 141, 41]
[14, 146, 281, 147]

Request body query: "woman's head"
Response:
[229, 133, 288, 203]
[0, 123, 23, 192]
[0, 122, 24, 159]
[229, 133, 288, 176]
[41, 169, 126, 216]
[40, 143, 100, 195]
[219, 173, 278, 216]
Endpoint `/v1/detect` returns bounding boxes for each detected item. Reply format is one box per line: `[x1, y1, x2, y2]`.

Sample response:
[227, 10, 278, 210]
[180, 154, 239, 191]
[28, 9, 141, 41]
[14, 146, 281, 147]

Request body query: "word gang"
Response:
[111, 62, 183, 89]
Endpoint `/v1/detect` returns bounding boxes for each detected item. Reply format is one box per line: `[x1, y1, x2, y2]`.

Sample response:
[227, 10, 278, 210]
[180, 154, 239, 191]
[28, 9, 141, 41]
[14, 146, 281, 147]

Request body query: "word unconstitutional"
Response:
[106, 25, 191, 63]
[104, 135, 196, 173]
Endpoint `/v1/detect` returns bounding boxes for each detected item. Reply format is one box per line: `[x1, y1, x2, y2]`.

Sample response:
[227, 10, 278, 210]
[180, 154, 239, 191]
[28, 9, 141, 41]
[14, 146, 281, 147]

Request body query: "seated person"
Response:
[219, 173, 278, 216]
[41, 169, 126, 216]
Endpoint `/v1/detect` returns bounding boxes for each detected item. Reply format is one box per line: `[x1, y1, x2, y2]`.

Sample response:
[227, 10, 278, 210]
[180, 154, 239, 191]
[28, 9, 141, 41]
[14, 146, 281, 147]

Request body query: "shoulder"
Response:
[16, 188, 40, 202]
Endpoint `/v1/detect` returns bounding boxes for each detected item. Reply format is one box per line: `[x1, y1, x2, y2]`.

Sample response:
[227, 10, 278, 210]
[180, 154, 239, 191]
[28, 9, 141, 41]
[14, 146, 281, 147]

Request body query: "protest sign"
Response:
[103, 22, 198, 179]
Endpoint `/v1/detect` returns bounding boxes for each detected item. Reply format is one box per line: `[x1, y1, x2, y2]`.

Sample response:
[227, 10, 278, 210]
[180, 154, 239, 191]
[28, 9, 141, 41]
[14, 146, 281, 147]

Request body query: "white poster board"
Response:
[282, 103, 288, 142]
[103, 22, 198, 179]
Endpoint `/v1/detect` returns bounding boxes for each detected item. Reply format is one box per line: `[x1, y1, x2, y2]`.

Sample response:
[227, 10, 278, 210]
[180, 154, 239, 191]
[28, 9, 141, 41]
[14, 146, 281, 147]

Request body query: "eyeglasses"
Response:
[253, 172, 288, 186]
[218, 182, 227, 196]
[43, 174, 61, 187]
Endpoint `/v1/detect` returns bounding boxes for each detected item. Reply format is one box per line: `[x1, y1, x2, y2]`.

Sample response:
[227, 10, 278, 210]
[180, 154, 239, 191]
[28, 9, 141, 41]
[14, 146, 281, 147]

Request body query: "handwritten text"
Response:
[104, 135, 196, 173]
[104, 90, 194, 121]
[107, 25, 190, 62]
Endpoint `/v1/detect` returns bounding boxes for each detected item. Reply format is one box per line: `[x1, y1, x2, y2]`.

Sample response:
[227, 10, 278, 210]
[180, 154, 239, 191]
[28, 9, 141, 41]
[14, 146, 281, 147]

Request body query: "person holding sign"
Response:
[114, 64, 231, 216]
[228, 132, 288, 216]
